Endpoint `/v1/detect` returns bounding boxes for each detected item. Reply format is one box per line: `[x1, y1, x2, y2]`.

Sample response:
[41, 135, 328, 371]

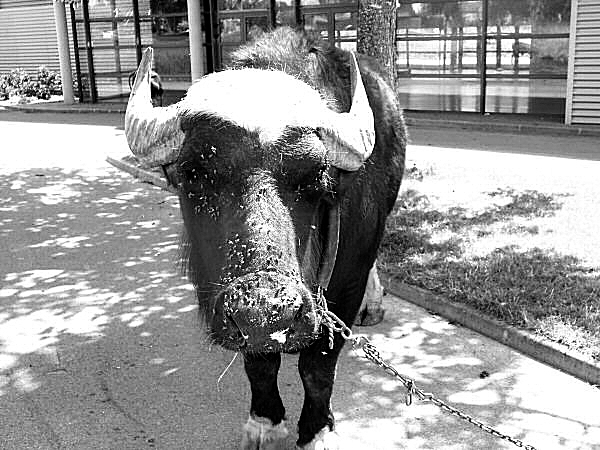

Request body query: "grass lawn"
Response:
[381, 144, 600, 363]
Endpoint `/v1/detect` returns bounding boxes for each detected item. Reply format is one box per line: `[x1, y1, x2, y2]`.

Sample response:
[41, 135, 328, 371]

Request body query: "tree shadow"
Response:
[380, 184, 600, 363]
[0, 167, 255, 449]
[391, 186, 567, 234]
[2, 166, 598, 449]
[331, 297, 600, 449]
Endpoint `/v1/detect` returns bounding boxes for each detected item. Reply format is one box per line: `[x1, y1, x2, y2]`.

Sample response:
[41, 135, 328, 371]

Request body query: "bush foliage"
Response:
[0, 67, 63, 101]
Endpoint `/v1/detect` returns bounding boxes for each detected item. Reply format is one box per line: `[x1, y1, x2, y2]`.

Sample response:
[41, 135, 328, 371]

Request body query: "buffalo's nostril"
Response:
[226, 313, 249, 346]
[293, 304, 304, 322]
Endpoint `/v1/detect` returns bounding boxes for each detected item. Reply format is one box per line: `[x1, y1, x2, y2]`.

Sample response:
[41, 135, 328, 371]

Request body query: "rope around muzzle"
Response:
[315, 299, 538, 450]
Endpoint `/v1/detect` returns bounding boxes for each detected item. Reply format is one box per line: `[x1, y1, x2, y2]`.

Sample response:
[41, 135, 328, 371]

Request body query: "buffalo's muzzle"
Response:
[211, 272, 320, 352]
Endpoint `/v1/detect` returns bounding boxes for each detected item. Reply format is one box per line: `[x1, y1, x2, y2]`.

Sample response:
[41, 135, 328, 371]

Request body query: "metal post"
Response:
[212, 0, 221, 71]
[442, 24, 447, 72]
[458, 26, 463, 71]
[109, 0, 123, 94]
[202, 0, 213, 72]
[513, 24, 520, 72]
[132, 0, 142, 65]
[70, 4, 84, 102]
[81, 0, 97, 103]
[328, 9, 335, 43]
[202, 0, 220, 72]
[294, 0, 302, 27]
[269, 0, 277, 29]
[406, 28, 410, 69]
[479, 0, 488, 114]
[52, 0, 74, 104]
[187, 0, 205, 80]
[496, 24, 501, 69]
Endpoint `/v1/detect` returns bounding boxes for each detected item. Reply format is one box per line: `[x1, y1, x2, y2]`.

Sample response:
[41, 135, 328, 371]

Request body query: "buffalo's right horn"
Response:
[124, 47, 184, 167]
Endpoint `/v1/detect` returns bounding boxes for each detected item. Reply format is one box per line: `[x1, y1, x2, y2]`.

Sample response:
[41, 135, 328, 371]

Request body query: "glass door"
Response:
[217, 0, 276, 68]
[396, 0, 570, 115]
[72, 0, 192, 103]
[72, 0, 151, 102]
[396, 0, 484, 112]
[484, 0, 570, 116]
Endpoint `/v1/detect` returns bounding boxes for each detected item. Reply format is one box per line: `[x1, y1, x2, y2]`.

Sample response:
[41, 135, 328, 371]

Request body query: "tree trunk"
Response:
[355, 0, 397, 326]
[357, 0, 398, 85]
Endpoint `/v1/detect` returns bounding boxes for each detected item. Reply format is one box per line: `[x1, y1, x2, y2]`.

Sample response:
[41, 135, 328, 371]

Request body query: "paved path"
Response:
[1, 110, 599, 449]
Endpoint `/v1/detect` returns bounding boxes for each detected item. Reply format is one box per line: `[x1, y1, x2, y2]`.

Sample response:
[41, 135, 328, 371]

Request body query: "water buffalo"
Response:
[124, 27, 406, 449]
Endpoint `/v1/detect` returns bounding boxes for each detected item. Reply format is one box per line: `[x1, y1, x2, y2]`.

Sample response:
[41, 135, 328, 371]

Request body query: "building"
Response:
[566, 0, 600, 125]
[1, 0, 598, 125]
[0, 0, 69, 75]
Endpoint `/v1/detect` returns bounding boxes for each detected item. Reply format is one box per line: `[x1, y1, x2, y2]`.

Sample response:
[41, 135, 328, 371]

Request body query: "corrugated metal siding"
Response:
[0, 1, 69, 75]
[568, 0, 600, 125]
[0, 0, 38, 7]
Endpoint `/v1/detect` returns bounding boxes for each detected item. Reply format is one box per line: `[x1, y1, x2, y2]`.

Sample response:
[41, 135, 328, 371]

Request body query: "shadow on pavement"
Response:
[334, 300, 600, 449]
[1, 167, 598, 449]
[0, 167, 249, 449]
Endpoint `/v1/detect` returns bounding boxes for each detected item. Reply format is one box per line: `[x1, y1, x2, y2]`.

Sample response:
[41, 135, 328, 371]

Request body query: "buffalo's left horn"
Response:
[318, 52, 375, 171]
[124, 47, 184, 167]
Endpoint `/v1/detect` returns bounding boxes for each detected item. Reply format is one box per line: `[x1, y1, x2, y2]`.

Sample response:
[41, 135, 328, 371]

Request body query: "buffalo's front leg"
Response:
[296, 335, 345, 449]
[242, 352, 289, 450]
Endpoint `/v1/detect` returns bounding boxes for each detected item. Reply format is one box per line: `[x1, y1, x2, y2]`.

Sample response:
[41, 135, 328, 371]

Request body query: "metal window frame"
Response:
[394, 0, 570, 114]
[71, 0, 570, 115]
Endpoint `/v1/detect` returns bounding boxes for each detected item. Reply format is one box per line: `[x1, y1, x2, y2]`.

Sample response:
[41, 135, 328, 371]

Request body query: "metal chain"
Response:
[319, 309, 537, 450]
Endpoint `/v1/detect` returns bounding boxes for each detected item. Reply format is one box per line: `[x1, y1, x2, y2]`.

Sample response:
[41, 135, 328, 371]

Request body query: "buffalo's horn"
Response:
[319, 52, 375, 171]
[124, 47, 184, 167]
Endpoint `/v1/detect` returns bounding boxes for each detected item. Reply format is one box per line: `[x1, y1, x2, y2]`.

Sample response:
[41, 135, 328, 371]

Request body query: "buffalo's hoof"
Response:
[241, 415, 289, 450]
[296, 427, 340, 450]
[354, 305, 385, 326]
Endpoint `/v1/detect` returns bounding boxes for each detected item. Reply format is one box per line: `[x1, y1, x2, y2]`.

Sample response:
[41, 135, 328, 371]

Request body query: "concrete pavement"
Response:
[1, 109, 600, 449]
[5, 97, 600, 138]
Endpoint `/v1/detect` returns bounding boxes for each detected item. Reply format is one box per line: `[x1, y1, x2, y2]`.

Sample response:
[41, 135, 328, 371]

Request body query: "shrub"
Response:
[0, 66, 63, 100]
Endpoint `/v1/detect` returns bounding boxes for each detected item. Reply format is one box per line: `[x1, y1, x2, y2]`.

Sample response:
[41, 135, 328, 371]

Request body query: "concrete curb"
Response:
[384, 277, 600, 387]
[4, 102, 126, 114]
[5, 100, 600, 137]
[404, 117, 600, 137]
[108, 155, 600, 388]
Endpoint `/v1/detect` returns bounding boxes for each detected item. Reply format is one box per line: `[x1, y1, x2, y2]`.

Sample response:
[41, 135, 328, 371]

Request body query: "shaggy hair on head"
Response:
[228, 27, 352, 113]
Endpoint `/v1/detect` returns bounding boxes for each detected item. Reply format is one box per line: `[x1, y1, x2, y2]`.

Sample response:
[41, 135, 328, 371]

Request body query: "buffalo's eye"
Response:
[273, 130, 333, 196]
[276, 158, 331, 196]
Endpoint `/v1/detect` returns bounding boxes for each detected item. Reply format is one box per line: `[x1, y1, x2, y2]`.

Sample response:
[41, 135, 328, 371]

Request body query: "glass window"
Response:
[304, 14, 329, 39]
[246, 16, 270, 40]
[485, 0, 570, 114]
[220, 0, 242, 10]
[334, 11, 357, 51]
[150, 0, 190, 85]
[242, 0, 268, 9]
[396, 76, 482, 113]
[221, 18, 242, 43]
[396, 1, 482, 76]
[396, 0, 570, 115]
[275, 0, 296, 27]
